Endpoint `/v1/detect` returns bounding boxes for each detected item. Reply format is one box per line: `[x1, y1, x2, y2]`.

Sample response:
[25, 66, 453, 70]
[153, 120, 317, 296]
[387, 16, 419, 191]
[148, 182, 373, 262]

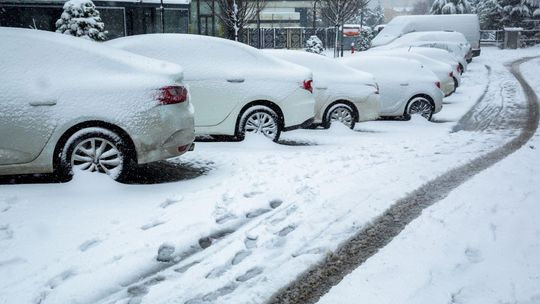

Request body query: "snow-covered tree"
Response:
[364, 2, 385, 27]
[430, 0, 473, 14]
[355, 27, 374, 51]
[498, 0, 538, 28]
[477, 0, 502, 29]
[305, 35, 324, 54]
[55, 0, 107, 41]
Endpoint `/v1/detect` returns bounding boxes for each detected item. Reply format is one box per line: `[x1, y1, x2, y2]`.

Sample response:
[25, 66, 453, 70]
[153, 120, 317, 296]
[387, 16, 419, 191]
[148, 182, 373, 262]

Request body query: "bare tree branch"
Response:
[206, 0, 267, 40]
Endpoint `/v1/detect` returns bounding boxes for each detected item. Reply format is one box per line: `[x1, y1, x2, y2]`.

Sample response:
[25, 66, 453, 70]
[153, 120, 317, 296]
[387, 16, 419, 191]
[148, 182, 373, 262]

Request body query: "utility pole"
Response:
[197, 0, 201, 34]
[257, 0, 261, 48]
[312, 0, 318, 30]
[160, 0, 165, 33]
[211, 0, 215, 36]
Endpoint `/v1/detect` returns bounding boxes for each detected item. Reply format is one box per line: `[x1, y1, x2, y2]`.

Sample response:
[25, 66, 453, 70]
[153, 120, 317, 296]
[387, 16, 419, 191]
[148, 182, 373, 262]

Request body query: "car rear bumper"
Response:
[355, 93, 381, 122]
[280, 88, 316, 128]
[441, 78, 456, 97]
[135, 102, 196, 164]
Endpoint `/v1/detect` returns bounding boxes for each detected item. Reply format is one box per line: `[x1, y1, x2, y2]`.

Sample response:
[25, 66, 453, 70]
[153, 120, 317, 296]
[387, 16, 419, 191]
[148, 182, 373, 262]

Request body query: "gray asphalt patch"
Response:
[267, 57, 540, 304]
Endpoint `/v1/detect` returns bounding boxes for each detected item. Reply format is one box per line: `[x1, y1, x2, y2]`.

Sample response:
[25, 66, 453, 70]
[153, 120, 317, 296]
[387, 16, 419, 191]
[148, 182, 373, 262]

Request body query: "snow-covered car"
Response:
[407, 47, 467, 78]
[339, 55, 443, 121]
[262, 50, 381, 129]
[107, 34, 315, 142]
[371, 14, 481, 56]
[375, 31, 473, 62]
[364, 49, 457, 96]
[0, 28, 195, 181]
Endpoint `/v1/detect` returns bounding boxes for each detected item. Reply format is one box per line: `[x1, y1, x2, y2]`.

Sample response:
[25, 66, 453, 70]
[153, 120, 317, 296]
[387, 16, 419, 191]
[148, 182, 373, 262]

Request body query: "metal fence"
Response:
[481, 29, 540, 47]
[241, 27, 337, 49]
[480, 30, 504, 46]
[520, 29, 540, 46]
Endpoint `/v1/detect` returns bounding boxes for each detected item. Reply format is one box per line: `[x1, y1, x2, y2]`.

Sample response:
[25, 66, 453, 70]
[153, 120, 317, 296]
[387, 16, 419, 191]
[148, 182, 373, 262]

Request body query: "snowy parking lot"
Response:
[1, 47, 540, 304]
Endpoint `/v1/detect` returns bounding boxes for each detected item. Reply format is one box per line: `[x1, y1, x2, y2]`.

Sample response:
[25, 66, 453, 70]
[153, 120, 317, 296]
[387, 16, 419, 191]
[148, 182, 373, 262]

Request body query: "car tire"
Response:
[238, 106, 281, 142]
[59, 127, 131, 181]
[323, 103, 356, 130]
[405, 96, 434, 121]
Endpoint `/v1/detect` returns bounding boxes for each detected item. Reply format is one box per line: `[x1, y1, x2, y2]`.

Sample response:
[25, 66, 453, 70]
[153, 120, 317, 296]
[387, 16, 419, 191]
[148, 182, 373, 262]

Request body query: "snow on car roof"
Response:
[0, 27, 183, 79]
[106, 34, 312, 81]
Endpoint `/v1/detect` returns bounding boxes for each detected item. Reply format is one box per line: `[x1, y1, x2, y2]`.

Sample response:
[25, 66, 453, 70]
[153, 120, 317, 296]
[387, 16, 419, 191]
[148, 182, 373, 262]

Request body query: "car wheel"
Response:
[324, 103, 356, 129]
[60, 128, 130, 181]
[239, 106, 281, 142]
[406, 97, 434, 121]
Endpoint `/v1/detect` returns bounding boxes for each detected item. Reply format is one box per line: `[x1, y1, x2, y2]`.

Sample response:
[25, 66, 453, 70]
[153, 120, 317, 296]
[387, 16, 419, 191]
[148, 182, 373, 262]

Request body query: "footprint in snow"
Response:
[78, 238, 102, 252]
[465, 247, 483, 264]
[0, 225, 14, 240]
[140, 220, 165, 231]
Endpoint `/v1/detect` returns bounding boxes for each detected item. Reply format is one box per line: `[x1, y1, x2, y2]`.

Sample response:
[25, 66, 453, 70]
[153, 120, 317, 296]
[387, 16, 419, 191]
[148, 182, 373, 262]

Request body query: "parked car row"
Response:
[0, 25, 475, 181]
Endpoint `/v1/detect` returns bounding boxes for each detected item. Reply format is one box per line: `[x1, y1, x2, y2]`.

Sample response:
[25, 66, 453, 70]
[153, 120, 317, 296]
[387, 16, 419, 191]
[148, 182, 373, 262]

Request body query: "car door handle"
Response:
[226, 78, 245, 83]
[29, 100, 57, 106]
[400, 83, 409, 86]
[314, 86, 327, 90]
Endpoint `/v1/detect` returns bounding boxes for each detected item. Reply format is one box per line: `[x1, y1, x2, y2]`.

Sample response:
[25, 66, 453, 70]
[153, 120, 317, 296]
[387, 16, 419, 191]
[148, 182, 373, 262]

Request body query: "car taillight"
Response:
[303, 79, 313, 93]
[436, 81, 441, 89]
[157, 85, 188, 105]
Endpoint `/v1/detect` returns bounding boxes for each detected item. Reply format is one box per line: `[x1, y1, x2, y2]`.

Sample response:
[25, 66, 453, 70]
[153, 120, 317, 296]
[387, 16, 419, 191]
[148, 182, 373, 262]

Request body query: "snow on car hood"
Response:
[106, 34, 312, 83]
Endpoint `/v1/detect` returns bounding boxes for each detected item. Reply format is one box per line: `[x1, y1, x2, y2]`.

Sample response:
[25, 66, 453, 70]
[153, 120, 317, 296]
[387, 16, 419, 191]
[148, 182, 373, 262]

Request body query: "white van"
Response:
[372, 14, 481, 57]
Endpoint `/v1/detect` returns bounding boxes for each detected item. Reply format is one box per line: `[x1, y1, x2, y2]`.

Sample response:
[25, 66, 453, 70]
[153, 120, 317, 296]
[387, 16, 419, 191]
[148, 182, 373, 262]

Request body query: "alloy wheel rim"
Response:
[244, 112, 278, 139]
[71, 138, 122, 175]
[408, 99, 433, 119]
[330, 107, 354, 128]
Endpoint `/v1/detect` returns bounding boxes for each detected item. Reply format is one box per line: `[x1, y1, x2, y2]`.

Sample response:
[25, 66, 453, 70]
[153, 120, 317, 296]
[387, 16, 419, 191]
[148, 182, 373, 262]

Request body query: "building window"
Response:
[97, 7, 126, 40]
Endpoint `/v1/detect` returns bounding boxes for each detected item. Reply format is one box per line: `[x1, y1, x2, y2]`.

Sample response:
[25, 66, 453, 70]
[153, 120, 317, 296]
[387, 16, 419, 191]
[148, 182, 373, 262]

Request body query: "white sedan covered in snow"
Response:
[107, 34, 316, 142]
[374, 31, 473, 62]
[262, 50, 381, 129]
[363, 49, 457, 96]
[340, 55, 443, 120]
[0, 28, 195, 181]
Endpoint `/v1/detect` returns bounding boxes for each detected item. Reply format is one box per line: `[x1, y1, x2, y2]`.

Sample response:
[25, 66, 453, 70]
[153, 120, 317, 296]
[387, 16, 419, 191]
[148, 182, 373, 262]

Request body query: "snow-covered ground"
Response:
[0, 46, 539, 304]
[318, 56, 540, 304]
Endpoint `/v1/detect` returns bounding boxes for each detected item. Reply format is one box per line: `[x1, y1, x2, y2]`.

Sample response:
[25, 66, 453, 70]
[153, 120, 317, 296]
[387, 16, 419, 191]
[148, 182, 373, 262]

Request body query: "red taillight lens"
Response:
[457, 65, 463, 73]
[436, 81, 441, 89]
[158, 85, 188, 105]
[303, 80, 313, 93]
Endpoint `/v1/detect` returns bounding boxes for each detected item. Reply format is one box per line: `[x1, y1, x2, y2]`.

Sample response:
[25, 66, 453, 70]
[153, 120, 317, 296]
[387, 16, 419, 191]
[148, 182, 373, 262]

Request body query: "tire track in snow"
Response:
[267, 57, 540, 304]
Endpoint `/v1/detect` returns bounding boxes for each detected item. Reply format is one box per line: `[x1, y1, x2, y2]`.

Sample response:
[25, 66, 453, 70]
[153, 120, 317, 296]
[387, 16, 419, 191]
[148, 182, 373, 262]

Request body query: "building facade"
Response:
[0, 0, 191, 40]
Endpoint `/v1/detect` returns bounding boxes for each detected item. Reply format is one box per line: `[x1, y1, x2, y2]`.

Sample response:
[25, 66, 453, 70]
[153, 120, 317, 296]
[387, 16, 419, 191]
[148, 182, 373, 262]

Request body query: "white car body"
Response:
[0, 28, 195, 177]
[339, 55, 443, 118]
[107, 34, 315, 138]
[375, 31, 473, 62]
[406, 47, 466, 78]
[262, 50, 381, 125]
[371, 14, 481, 56]
[363, 49, 456, 96]
[374, 39, 471, 71]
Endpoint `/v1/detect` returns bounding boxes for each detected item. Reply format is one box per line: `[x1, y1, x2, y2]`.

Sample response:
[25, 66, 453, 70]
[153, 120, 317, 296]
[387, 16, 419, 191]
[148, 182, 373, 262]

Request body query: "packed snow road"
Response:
[0, 47, 538, 304]
[317, 56, 540, 304]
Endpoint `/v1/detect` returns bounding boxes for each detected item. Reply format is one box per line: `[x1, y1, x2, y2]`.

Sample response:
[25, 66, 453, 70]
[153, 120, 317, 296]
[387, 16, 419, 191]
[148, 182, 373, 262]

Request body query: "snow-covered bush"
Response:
[431, 0, 474, 14]
[355, 27, 374, 51]
[305, 35, 324, 54]
[56, 0, 107, 41]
